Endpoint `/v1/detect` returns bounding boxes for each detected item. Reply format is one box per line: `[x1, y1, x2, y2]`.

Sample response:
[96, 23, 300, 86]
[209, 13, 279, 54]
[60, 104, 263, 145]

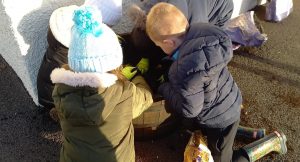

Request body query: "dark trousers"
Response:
[201, 120, 249, 162]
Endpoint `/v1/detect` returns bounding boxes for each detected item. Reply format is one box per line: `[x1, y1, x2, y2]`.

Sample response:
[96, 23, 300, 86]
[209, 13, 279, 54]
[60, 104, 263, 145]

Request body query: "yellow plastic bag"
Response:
[184, 130, 214, 162]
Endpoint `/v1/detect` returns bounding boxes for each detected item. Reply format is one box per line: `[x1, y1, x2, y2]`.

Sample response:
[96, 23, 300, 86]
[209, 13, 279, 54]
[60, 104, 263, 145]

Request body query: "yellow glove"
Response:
[121, 66, 138, 80]
[136, 58, 149, 74]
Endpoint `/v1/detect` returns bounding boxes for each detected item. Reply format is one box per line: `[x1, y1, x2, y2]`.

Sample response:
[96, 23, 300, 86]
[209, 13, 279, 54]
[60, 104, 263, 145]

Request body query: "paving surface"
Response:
[1, 2, 300, 162]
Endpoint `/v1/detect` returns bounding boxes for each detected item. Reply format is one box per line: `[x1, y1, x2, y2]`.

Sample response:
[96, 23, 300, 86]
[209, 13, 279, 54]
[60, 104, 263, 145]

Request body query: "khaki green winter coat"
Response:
[51, 66, 153, 162]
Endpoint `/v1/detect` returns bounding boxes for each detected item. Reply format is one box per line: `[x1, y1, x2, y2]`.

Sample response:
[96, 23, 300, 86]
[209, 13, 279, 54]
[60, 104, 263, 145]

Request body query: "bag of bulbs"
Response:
[184, 130, 214, 162]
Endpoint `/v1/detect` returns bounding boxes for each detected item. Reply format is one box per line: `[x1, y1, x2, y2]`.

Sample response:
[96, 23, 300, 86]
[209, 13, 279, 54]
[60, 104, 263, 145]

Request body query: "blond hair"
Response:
[146, 2, 188, 42]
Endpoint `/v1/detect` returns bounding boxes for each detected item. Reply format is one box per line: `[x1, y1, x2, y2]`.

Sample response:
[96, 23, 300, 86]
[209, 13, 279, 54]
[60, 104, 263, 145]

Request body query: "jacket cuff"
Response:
[157, 82, 169, 95]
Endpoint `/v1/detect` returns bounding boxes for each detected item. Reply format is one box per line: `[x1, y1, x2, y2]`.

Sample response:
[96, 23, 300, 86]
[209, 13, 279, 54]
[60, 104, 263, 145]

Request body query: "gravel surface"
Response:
[1, 2, 299, 162]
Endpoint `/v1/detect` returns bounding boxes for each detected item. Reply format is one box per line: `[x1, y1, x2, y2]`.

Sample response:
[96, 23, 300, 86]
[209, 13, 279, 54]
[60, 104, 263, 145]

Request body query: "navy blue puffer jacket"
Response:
[158, 23, 242, 128]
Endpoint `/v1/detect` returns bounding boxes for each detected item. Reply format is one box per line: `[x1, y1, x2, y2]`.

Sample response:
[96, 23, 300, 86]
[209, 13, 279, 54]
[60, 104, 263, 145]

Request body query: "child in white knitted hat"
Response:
[37, 0, 123, 111]
[50, 6, 152, 162]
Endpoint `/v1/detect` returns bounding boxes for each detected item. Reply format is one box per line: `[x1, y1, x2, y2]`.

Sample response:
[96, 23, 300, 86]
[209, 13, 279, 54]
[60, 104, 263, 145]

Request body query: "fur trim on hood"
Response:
[50, 68, 117, 88]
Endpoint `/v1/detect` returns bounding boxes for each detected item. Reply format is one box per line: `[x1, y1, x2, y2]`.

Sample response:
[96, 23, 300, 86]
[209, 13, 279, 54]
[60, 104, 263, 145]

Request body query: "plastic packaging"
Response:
[184, 130, 214, 162]
[225, 11, 267, 47]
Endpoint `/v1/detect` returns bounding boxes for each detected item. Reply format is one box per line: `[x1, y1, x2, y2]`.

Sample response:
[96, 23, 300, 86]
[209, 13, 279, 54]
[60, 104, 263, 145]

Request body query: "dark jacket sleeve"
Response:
[158, 79, 204, 118]
[37, 27, 68, 109]
[187, 0, 233, 27]
[140, 0, 233, 27]
[207, 0, 234, 28]
[158, 54, 209, 119]
[141, 0, 189, 19]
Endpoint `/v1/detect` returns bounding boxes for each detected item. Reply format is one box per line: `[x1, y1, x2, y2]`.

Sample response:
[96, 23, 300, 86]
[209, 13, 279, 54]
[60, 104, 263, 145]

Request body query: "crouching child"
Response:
[146, 3, 287, 162]
[51, 6, 153, 162]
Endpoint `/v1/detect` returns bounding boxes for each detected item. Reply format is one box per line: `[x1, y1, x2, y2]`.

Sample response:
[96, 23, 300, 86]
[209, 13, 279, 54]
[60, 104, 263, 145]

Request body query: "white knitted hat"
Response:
[50, 0, 122, 48]
[49, 5, 79, 48]
[68, 6, 123, 73]
[84, 0, 122, 26]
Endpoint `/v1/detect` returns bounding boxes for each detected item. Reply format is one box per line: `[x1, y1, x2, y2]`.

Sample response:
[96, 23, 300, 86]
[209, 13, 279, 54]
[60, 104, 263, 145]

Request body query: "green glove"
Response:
[157, 75, 165, 84]
[136, 58, 149, 74]
[121, 66, 138, 80]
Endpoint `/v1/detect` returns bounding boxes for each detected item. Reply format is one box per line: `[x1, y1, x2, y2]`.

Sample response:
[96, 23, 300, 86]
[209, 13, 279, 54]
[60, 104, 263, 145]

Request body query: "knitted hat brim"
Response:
[50, 5, 79, 48]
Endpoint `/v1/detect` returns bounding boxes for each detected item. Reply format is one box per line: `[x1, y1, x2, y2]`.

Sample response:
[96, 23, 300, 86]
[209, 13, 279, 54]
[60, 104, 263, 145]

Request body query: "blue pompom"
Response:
[73, 6, 103, 37]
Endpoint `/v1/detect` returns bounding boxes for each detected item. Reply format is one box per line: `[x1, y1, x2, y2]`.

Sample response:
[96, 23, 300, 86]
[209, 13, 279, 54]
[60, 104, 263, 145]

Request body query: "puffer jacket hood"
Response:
[50, 67, 118, 126]
[50, 67, 118, 125]
[51, 68, 118, 88]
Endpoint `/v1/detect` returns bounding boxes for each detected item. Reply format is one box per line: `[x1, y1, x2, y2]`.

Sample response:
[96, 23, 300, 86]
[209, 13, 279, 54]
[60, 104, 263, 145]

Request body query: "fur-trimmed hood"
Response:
[50, 68, 118, 88]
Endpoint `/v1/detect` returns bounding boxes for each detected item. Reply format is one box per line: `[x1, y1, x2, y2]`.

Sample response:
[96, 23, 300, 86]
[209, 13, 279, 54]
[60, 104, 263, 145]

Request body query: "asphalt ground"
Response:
[1, 2, 300, 161]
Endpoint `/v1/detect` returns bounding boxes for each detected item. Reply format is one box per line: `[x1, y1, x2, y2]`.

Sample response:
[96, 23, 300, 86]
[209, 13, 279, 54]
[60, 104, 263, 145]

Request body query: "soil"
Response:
[1, 1, 300, 162]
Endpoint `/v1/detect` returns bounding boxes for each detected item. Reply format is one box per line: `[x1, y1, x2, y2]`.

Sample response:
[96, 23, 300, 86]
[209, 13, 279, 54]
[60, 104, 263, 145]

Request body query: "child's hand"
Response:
[136, 58, 149, 74]
[121, 66, 138, 80]
[157, 74, 166, 84]
[155, 58, 171, 84]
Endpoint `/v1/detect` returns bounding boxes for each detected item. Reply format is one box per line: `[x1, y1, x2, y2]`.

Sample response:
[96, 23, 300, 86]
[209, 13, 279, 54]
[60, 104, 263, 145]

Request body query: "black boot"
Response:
[236, 125, 266, 140]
